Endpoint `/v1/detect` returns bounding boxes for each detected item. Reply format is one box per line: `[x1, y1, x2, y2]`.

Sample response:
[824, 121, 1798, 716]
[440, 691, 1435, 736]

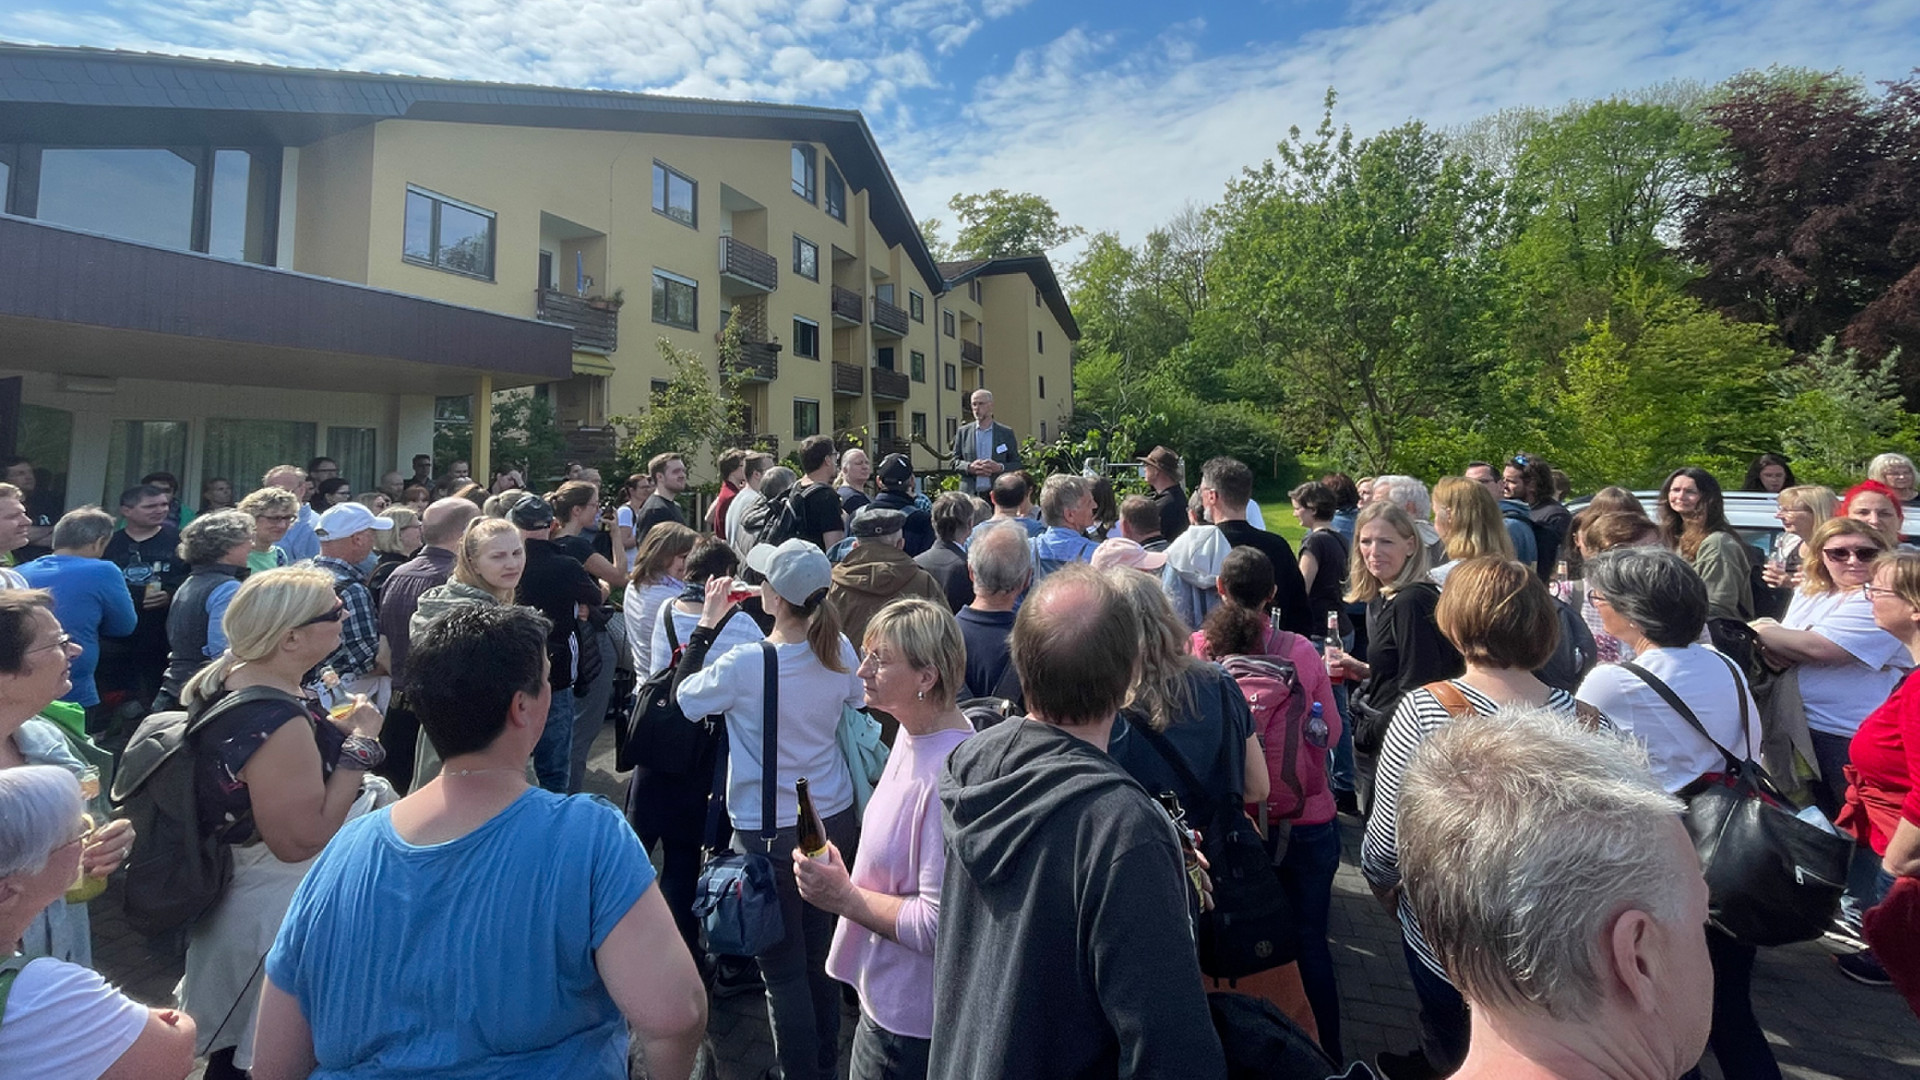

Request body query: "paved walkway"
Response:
[91, 726, 1920, 1079]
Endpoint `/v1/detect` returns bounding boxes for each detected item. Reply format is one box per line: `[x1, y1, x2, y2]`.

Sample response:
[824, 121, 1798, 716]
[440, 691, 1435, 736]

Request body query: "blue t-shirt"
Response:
[265, 789, 655, 1079]
[16, 554, 139, 706]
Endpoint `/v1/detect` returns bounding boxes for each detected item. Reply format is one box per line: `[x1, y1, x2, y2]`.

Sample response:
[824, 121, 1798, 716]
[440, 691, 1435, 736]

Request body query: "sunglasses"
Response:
[1821, 546, 1882, 564]
[297, 602, 347, 628]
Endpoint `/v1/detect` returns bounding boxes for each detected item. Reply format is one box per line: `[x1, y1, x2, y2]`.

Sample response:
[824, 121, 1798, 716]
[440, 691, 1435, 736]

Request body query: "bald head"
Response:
[421, 496, 481, 548]
[1010, 565, 1138, 727]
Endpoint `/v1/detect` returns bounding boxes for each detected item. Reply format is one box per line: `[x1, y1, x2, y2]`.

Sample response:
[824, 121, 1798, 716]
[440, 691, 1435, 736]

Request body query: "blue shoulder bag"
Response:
[691, 642, 786, 956]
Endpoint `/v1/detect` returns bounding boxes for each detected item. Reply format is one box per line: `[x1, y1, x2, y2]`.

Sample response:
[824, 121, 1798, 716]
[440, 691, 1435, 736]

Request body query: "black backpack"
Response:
[746, 487, 805, 549]
[110, 685, 301, 937]
[1208, 991, 1339, 1080]
[618, 609, 733, 774]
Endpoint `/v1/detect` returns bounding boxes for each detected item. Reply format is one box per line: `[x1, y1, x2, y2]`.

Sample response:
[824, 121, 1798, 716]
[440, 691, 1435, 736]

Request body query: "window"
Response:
[327, 426, 378, 491]
[207, 150, 254, 261]
[403, 185, 496, 279]
[876, 283, 895, 305]
[946, 417, 958, 444]
[1039, 375, 1047, 399]
[40, 148, 196, 251]
[944, 363, 957, 390]
[968, 280, 982, 302]
[943, 311, 955, 337]
[0, 150, 10, 214]
[651, 162, 697, 227]
[791, 144, 816, 202]
[103, 420, 190, 505]
[825, 161, 846, 222]
[912, 412, 927, 441]
[203, 420, 315, 502]
[910, 350, 926, 383]
[650, 380, 671, 399]
[879, 410, 898, 442]
[793, 236, 819, 280]
[18, 405, 72, 508]
[1042, 422, 1049, 442]
[793, 398, 820, 438]
[1036, 287, 1043, 307]
[651, 269, 698, 330]
[1038, 330, 1044, 354]
[909, 291, 924, 322]
[876, 346, 896, 372]
[793, 317, 820, 360]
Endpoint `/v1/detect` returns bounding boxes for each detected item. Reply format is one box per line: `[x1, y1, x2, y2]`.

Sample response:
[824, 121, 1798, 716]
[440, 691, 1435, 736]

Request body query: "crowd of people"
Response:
[1, 433, 1918, 1080]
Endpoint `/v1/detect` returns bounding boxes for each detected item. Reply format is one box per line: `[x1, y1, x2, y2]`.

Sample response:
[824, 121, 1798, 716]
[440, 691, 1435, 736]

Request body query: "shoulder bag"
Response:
[619, 609, 735, 774]
[690, 642, 786, 956]
[1134, 678, 1298, 980]
[1618, 653, 1851, 947]
[837, 704, 889, 817]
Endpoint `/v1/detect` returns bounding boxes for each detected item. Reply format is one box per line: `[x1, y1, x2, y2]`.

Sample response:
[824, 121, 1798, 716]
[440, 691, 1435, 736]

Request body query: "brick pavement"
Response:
[91, 725, 1920, 1079]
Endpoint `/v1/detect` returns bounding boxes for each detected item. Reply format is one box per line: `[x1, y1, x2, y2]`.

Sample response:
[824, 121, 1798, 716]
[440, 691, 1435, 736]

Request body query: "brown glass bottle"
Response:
[795, 777, 830, 862]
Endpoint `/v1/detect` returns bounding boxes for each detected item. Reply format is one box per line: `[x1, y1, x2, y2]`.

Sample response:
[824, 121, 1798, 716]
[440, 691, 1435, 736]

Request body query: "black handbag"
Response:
[1619, 654, 1851, 947]
[618, 609, 735, 774]
[690, 642, 786, 956]
[1135, 683, 1298, 980]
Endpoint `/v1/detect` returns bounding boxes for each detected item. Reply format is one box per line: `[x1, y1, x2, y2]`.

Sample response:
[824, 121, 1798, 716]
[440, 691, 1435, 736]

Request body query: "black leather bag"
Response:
[618, 610, 733, 774]
[1619, 655, 1851, 947]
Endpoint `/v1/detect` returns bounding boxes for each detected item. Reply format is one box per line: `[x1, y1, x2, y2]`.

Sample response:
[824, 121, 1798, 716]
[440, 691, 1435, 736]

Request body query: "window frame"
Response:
[944, 363, 957, 391]
[792, 316, 820, 360]
[910, 350, 926, 383]
[793, 235, 819, 281]
[402, 184, 497, 281]
[793, 397, 821, 439]
[791, 144, 817, 203]
[1038, 330, 1044, 354]
[825, 161, 846, 222]
[650, 268, 699, 331]
[942, 310, 956, 337]
[968, 280, 981, 302]
[1039, 375, 1047, 399]
[651, 161, 698, 229]
[911, 412, 927, 442]
[909, 291, 925, 322]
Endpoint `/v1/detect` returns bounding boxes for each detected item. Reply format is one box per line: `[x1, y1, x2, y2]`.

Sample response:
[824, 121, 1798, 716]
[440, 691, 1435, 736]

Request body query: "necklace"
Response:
[445, 766, 526, 778]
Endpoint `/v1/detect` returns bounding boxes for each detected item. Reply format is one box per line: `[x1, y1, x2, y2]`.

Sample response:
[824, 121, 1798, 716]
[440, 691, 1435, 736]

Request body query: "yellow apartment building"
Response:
[0, 44, 1078, 510]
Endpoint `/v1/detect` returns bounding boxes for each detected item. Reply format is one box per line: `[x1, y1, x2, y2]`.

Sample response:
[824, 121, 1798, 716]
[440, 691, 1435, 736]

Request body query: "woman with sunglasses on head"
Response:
[174, 566, 390, 1080]
[1750, 518, 1909, 821]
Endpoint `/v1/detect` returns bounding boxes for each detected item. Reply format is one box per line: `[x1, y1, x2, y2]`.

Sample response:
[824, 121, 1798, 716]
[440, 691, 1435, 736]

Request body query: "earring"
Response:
[917, 690, 925, 700]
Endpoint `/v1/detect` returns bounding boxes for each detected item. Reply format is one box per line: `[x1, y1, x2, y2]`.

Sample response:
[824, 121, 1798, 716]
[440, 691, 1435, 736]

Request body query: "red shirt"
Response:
[708, 480, 740, 535]
[1850, 672, 1920, 854]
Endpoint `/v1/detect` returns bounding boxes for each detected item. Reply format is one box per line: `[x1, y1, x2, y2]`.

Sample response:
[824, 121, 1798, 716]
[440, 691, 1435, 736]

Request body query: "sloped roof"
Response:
[0, 43, 948, 291]
[939, 255, 1080, 340]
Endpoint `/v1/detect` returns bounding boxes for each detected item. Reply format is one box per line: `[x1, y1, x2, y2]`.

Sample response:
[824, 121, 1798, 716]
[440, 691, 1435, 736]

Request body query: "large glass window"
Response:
[793, 236, 818, 280]
[825, 162, 845, 222]
[909, 291, 924, 322]
[207, 150, 253, 261]
[403, 186, 496, 279]
[39, 148, 196, 250]
[791, 145, 816, 202]
[204, 420, 316, 500]
[793, 398, 820, 438]
[793, 317, 820, 360]
[18, 405, 72, 513]
[327, 426, 378, 492]
[103, 420, 190, 506]
[911, 350, 926, 382]
[651, 270, 698, 331]
[652, 162, 696, 228]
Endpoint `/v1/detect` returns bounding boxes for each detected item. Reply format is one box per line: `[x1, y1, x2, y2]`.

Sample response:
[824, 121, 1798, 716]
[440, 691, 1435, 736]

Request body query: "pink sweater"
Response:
[824, 725, 973, 1039]
[1189, 626, 1343, 826]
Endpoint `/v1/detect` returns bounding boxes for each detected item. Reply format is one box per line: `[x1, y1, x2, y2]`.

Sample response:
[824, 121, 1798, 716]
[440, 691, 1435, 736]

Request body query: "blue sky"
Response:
[3, 0, 1916, 255]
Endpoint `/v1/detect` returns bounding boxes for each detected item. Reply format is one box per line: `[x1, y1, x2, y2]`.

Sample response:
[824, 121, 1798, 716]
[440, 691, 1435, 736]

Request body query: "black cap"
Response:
[877, 453, 913, 490]
[507, 493, 555, 530]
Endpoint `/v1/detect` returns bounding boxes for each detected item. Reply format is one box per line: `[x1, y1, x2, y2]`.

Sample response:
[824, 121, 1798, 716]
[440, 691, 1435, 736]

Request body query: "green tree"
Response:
[1774, 338, 1914, 486]
[611, 335, 741, 478]
[917, 216, 954, 262]
[431, 392, 567, 482]
[946, 189, 1084, 258]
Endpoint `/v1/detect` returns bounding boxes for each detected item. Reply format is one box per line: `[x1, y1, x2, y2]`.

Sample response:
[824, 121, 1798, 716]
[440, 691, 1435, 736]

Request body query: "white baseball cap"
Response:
[314, 502, 394, 540]
[745, 538, 833, 605]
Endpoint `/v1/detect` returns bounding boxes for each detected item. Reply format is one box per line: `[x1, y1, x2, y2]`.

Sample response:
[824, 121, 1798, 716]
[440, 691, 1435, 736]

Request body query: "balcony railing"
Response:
[874, 435, 910, 459]
[871, 365, 911, 401]
[871, 297, 909, 337]
[960, 338, 982, 365]
[831, 361, 865, 396]
[725, 431, 782, 455]
[535, 289, 620, 353]
[719, 237, 778, 293]
[722, 340, 780, 383]
[831, 285, 864, 325]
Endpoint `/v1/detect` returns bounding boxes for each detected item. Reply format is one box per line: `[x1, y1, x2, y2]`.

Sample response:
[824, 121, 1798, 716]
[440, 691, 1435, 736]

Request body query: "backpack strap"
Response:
[1130, 674, 1243, 823]
[758, 642, 779, 842]
[1422, 679, 1475, 720]
[0, 953, 30, 1027]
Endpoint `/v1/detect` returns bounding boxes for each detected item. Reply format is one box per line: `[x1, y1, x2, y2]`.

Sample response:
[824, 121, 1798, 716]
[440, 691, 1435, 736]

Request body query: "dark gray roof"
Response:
[938, 255, 1080, 340]
[0, 44, 948, 291]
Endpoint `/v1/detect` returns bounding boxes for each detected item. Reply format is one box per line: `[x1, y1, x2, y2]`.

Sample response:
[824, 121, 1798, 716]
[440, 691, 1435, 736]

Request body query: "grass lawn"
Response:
[1258, 501, 1307, 547]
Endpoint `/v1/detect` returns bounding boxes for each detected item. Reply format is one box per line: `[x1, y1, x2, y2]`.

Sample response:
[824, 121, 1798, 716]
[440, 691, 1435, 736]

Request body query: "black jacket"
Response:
[870, 489, 934, 556]
[931, 720, 1226, 1080]
[517, 538, 602, 690]
[1214, 520, 1312, 635]
[914, 540, 972, 612]
[156, 562, 245, 709]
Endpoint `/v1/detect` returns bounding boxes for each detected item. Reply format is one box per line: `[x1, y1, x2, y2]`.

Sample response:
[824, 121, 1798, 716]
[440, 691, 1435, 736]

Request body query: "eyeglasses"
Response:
[1863, 583, 1902, 601]
[296, 602, 347, 628]
[1821, 546, 1882, 564]
[27, 633, 75, 656]
[258, 514, 294, 523]
[1588, 590, 1611, 607]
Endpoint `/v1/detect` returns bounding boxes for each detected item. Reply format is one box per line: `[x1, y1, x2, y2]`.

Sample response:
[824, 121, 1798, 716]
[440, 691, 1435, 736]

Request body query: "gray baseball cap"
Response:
[745, 538, 833, 606]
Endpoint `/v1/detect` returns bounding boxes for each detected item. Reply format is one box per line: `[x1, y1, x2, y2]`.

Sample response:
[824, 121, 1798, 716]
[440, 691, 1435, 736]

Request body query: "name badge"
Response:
[996, 444, 1007, 454]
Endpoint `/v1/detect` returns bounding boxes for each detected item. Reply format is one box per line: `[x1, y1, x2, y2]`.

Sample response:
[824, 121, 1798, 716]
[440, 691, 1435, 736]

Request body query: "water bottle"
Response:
[1306, 701, 1329, 749]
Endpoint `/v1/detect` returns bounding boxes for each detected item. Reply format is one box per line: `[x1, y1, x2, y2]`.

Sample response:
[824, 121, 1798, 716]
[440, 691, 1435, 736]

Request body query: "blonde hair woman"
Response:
[366, 506, 421, 597]
[176, 566, 388, 1078]
[1428, 476, 1515, 587]
[237, 487, 300, 574]
[1763, 484, 1840, 593]
[1333, 503, 1462, 758]
[407, 519, 526, 789]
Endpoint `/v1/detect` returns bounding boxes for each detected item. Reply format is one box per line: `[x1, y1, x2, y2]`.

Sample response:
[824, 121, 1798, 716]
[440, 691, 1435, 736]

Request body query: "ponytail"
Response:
[796, 589, 847, 672]
[1201, 604, 1267, 659]
[180, 652, 242, 712]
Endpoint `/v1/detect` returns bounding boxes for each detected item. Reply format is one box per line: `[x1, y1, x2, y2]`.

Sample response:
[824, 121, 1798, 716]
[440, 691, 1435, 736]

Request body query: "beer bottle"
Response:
[1155, 792, 1208, 902]
[795, 777, 830, 863]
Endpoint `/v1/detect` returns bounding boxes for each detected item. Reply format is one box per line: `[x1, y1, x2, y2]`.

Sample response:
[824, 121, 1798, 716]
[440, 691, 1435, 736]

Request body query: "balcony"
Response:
[831, 361, 865, 396]
[718, 237, 778, 294]
[722, 340, 781, 383]
[871, 297, 909, 338]
[960, 339, 982, 366]
[831, 285, 864, 326]
[871, 365, 911, 401]
[535, 289, 620, 354]
[725, 431, 782, 455]
[874, 435, 911, 459]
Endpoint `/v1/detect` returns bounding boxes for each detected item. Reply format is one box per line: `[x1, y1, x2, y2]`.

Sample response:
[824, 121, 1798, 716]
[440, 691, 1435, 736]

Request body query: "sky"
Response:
[3, 0, 1917, 256]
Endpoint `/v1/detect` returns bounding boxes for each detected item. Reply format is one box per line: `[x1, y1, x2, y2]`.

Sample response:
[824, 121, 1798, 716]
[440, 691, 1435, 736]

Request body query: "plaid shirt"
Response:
[311, 555, 380, 679]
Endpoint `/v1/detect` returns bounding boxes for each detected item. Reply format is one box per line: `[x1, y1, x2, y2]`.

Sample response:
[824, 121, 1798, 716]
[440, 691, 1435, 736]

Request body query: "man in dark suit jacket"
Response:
[952, 389, 1022, 497]
[914, 491, 977, 611]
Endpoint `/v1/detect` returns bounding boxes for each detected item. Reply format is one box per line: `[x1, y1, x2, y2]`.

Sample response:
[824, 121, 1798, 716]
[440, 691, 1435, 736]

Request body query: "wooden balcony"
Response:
[831, 360, 865, 396]
[718, 237, 777, 294]
[831, 285, 864, 326]
[874, 435, 910, 459]
[725, 432, 781, 455]
[960, 338, 982, 366]
[535, 289, 619, 354]
[871, 365, 911, 401]
[722, 340, 780, 383]
[871, 296, 909, 338]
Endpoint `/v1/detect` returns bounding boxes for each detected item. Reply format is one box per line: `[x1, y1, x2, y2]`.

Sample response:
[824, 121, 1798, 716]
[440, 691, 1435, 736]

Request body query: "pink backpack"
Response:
[1222, 629, 1320, 822]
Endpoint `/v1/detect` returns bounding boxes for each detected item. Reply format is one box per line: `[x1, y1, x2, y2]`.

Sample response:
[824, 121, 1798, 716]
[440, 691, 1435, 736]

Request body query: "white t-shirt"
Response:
[1782, 588, 1910, 737]
[614, 505, 638, 574]
[622, 578, 682, 672]
[0, 957, 148, 1079]
[727, 487, 765, 555]
[0, 566, 26, 588]
[1576, 644, 1764, 792]
[676, 636, 864, 830]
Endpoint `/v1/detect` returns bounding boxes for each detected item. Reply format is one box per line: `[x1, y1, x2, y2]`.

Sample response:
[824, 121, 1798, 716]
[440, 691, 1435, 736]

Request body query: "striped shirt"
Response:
[1360, 681, 1584, 981]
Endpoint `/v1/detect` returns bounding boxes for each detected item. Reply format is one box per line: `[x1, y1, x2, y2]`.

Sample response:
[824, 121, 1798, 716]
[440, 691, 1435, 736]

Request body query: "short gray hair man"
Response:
[1372, 475, 1432, 520]
[51, 507, 116, 552]
[1397, 708, 1711, 1074]
[968, 520, 1033, 597]
[177, 510, 254, 566]
[1037, 475, 1091, 529]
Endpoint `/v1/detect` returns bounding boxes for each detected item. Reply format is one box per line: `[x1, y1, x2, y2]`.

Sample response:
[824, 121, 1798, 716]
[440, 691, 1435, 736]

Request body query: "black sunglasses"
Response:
[297, 601, 347, 628]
